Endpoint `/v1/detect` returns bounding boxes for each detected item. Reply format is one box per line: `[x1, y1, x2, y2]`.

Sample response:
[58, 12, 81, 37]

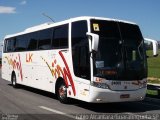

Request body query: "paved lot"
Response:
[0, 77, 160, 120]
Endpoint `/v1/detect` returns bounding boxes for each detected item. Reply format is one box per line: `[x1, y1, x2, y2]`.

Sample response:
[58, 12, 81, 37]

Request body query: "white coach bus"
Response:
[2, 16, 158, 103]
[144, 38, 159, 57]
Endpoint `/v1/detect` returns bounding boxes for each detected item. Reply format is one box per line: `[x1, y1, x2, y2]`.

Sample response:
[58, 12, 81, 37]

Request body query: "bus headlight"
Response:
[91, 81, 110, 89]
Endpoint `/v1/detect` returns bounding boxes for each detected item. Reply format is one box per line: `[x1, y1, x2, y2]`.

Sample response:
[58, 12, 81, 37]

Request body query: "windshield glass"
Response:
[91, 20, 147, 80]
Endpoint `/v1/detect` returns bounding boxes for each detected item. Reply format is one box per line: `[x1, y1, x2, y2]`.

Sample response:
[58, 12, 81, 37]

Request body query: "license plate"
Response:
[120, 94, 130, 99]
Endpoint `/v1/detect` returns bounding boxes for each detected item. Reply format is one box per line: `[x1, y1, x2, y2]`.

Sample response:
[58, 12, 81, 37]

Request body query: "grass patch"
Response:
[147, 89, 158, 96]
[147, 50, 160, 79]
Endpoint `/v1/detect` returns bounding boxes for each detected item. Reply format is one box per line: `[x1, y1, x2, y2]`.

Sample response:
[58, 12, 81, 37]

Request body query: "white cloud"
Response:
[0, 6, 16, 14]
[20, 0, 27, 5]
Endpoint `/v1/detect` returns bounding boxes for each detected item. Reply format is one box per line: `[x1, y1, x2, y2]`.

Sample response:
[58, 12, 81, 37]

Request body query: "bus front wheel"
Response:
[57, 81, 69, 104]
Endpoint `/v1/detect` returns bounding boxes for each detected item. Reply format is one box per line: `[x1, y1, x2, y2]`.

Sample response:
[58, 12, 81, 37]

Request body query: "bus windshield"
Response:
[91, 20, 147, 80]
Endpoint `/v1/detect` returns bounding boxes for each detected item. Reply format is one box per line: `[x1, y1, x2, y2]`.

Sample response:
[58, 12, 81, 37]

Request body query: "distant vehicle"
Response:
[144, 38, 159, 57]
[1, 16, 158, 103]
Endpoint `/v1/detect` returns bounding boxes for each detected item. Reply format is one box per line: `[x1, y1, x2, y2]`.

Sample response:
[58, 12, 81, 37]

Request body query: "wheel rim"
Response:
[12, 76, 16, 86]
[58, 85, 67, 99]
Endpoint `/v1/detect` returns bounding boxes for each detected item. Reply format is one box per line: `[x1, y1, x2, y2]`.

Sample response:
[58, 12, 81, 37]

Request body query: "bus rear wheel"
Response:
[11, 74, 18, 88]
[57, 81, 69, 104]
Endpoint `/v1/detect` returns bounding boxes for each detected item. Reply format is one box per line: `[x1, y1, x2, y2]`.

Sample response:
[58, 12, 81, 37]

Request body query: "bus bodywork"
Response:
[2, 16, 150, 103]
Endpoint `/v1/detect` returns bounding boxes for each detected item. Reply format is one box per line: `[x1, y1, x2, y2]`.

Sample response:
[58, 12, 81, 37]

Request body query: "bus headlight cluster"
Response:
[140, 82, 147, 89]
[91, 81, 110, 89]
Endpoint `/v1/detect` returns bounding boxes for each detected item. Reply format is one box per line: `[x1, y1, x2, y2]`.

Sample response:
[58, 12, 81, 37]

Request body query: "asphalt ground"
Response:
[0, 68, 160, 120]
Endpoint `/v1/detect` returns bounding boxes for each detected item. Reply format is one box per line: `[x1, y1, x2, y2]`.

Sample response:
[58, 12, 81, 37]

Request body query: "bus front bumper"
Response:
[87, 86, 147, 103]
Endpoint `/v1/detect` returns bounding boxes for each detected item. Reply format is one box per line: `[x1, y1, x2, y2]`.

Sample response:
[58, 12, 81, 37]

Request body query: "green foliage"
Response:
[147, 89, 158, 96]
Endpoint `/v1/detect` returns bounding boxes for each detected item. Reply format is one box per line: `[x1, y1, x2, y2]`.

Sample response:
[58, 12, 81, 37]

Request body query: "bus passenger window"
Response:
[38, 29, 52, 50]
[27, 33, 38, 50]
[15, 36, 28, 51]
[6, 38, 16, 52]
[52, 24, 68, 49]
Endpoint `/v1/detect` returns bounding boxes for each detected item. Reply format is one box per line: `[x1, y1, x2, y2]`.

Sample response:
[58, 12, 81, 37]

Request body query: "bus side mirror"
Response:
[144, 38, 159, 57]
[86, 32, 99, 52]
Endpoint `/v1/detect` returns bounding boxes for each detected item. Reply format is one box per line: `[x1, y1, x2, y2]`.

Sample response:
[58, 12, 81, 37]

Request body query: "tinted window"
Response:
[91, 20, 120, 39]
[71, 21, 90, 80]
[119, 23, 143, 40]
[72, 21, 88, 46]
[52, 24, 68, 49]
[6, 38, 16, 52]
[90, 20, 146, 80]
[38, 28, 52, 50]
[3, 40, 7, 52]
[15, 35, 28, 51]
[90, 20, 121, 68]
[27, 32, 38, 50]
[5, 24, 68, 52]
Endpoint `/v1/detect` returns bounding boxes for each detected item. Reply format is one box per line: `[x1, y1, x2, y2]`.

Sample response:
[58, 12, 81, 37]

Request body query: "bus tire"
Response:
[11, 73, 18, 88]
[57, 80, 69, 104]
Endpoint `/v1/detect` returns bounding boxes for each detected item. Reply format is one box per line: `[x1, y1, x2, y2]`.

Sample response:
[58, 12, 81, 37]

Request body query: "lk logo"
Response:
[26, 53, 33, 63]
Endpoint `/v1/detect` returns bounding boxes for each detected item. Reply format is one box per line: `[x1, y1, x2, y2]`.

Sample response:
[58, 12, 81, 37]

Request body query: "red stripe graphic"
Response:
[59, 51, 76, 96]
[18, 54, 23, 81]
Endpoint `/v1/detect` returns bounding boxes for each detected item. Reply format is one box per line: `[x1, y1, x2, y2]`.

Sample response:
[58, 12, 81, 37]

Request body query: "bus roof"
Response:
[4, 16, 137, 39]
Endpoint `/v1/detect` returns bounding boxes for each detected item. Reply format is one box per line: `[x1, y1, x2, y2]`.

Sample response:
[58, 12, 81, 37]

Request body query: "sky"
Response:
[0, 0, 160, 43]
